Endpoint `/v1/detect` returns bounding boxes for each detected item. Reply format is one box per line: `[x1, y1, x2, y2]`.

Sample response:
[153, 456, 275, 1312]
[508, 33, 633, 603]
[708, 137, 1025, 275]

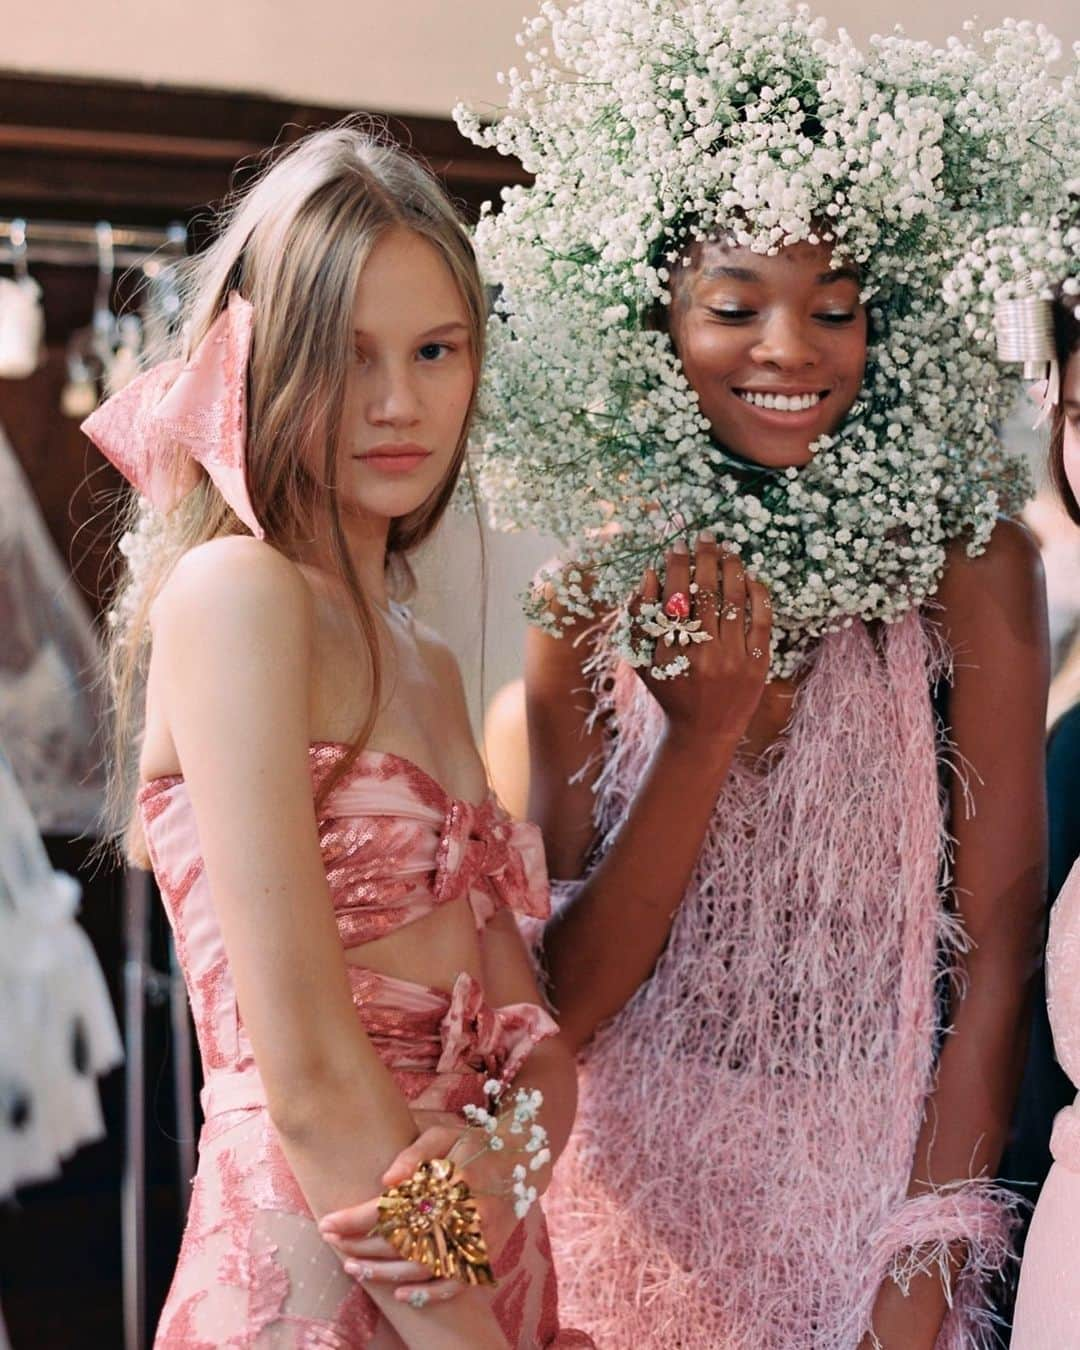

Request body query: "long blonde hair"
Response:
[107, 121, 487, 862]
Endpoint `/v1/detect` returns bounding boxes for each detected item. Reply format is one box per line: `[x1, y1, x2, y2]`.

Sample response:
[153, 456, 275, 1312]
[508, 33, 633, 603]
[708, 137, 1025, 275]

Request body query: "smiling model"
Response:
[533, 244, 1043, 1350]
[457, 2, 1064, 1345]
[667, 239, 867, 468]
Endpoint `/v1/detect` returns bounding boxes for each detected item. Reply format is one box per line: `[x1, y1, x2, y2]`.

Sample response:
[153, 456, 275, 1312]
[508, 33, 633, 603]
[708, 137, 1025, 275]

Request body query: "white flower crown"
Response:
[456, 2, 1077, 675]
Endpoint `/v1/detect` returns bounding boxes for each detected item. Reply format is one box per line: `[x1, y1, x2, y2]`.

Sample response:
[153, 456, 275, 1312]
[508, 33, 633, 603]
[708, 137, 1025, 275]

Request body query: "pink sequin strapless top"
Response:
[137, 744, 555, 1117]
[141, 743, 551, 947]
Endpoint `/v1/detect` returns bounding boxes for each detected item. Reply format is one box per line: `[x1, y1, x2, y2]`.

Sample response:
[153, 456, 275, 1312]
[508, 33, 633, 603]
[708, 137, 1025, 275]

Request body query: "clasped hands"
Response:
[318, 1109, 526, 1308]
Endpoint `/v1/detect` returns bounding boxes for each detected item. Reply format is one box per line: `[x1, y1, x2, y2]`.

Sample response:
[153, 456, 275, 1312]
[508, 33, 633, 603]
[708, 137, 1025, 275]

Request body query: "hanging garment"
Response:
[0, 748, 122, 1198]
[0, 421, 108, 835]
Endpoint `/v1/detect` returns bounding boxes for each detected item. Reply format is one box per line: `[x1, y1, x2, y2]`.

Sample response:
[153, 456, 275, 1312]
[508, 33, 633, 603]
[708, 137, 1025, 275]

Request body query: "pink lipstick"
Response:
[355, 442, 433, 474]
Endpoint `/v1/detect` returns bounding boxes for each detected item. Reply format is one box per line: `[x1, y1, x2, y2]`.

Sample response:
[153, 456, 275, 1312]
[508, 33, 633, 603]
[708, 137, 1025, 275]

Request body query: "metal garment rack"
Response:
[0, 213, 193, 1350]
[0, 217, 187, 273]
[122, 866, 196, 1350]
[122, 869, 151, 1350]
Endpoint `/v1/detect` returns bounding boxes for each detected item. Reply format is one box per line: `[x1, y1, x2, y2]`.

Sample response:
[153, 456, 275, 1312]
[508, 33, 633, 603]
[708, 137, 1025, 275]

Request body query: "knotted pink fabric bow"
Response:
[437, 972, 558, 1086]
[433, 800, 551, 925]
[81, 292, 263, 538]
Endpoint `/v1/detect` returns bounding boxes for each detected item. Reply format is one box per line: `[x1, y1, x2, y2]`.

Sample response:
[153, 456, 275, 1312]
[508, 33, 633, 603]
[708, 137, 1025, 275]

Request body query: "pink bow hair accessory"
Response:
[81, 292, 263, 538]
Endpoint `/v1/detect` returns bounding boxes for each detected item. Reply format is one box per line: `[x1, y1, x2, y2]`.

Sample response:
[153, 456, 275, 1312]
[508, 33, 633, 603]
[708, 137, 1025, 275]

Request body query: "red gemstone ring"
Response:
[663, 591, 691, 620]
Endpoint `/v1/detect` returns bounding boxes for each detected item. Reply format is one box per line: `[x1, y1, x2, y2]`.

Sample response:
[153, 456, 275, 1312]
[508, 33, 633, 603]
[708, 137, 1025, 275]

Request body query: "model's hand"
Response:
[856, 1270, 950, 1350]
[319, 1113, 523, 1310]
[631, 533, 771, 747]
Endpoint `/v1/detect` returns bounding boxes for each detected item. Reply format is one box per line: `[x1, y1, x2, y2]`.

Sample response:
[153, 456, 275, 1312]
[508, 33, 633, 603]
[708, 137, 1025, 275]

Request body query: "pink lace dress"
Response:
[1010, 859, 1080, 1347]
[545, 614, 1016, 1349]
[139, 744, 591, 1348]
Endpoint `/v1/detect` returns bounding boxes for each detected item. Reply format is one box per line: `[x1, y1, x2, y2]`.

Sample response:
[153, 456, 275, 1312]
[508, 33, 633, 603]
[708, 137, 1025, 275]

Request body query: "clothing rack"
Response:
[0, 217, 187, 272]
[123, 860, 194, 1350]
[1, 209, 197, 1349]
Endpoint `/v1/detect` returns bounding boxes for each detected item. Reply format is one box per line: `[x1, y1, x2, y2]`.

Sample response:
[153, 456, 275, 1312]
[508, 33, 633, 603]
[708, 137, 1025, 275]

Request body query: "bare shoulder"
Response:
[152, 537, 313, 651]
[936, 517, 1044, 640]
[146, 539, 319, 775]
[933, 519, 1049, 720]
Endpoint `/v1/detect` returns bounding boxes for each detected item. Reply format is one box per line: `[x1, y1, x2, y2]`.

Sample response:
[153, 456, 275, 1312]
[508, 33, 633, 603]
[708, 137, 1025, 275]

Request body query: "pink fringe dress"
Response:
[139, 743, 593, 1349]
[544, 613, 1016, 1349]
[1010, 856, 1080, 1347]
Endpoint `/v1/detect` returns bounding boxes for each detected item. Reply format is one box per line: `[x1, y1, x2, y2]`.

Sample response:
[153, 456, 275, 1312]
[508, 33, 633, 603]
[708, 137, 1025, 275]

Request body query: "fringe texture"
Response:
[544, 613, 1018, 1348]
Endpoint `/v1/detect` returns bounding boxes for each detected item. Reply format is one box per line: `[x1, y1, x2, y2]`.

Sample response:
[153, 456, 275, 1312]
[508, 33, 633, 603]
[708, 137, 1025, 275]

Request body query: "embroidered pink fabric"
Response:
[1011, 859, 1080, 1347]
[544, 613, 1016, 1349]
[138, 744, 589, 1348]
[80, 292, 264, 538]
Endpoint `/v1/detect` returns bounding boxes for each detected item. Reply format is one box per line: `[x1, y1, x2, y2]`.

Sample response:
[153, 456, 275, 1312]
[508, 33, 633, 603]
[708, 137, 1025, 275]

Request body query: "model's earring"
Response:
[994, 295, 1058, 428]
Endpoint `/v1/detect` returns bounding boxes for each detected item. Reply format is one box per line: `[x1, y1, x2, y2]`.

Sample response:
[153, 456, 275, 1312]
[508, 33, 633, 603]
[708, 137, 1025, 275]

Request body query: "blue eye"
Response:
[418, 342, 452, 361]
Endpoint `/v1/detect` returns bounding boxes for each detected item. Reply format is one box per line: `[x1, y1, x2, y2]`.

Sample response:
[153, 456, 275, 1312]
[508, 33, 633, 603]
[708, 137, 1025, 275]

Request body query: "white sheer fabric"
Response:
[0, 749, 122, 1198]
[0, 421, 108, 834]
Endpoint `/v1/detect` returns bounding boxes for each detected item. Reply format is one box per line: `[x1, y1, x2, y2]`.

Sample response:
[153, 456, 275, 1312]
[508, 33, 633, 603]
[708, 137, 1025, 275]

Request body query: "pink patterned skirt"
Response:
[155, 969, 590, 1348]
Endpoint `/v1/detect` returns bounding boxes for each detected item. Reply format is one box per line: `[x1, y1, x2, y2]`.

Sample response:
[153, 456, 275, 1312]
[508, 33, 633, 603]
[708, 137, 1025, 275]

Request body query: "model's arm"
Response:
[153, 537, 506, 1349]
[328, 906, 580, 1296]
[863, 519, 1049, 1350]
[478, 908, 579, 1184]
[529, 536, 771, 1051]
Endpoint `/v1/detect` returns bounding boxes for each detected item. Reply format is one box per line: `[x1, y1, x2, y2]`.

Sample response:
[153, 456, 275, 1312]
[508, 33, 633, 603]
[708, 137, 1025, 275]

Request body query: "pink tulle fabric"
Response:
[138, 744, 589, 1348]
[1011, 857, 1080, 1347]
[81, 292, 263, 538]
[544, 612, 1017, 1349]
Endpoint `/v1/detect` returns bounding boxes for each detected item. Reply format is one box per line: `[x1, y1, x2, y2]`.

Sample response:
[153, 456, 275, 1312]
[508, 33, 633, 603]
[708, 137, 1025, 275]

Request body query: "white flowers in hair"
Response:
[455, 3, 1075, 675]
[108, 499, 170, 636]
[944, 182, 1080, 341]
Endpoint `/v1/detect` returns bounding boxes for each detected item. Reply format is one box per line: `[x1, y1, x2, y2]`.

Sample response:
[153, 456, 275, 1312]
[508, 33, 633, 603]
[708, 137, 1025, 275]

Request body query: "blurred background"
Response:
[6, 0, 1080, 115]
[0, 3, 1077, 1348]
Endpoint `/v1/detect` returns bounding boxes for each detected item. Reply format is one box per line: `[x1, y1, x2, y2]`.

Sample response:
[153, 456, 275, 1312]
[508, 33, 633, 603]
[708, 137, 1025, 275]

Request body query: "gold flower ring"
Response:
[375, 1158, 496, 1287]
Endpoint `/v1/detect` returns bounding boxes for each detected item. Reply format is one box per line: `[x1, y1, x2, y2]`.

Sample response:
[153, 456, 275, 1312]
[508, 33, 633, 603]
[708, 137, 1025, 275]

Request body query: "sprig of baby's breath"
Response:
[458, 1082, 550, 1220]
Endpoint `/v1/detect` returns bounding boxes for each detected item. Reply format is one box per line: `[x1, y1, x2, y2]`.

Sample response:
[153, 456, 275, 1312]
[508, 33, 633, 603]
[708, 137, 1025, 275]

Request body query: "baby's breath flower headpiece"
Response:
[455, 1, 1077, 675]
[945, 182, 1080, 424]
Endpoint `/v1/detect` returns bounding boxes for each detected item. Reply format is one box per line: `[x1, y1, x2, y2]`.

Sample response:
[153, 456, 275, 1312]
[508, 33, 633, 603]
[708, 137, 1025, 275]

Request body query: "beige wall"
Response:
[5, 1, 1077, 117]
[5, 1, 523, 116]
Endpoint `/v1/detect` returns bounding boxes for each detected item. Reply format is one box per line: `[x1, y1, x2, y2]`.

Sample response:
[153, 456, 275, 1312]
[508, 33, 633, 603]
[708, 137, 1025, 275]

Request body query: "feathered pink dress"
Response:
[139, 743, 593, 1349]
[544, 613, 1016, 1349]
[1010, 857, 1080, 1347]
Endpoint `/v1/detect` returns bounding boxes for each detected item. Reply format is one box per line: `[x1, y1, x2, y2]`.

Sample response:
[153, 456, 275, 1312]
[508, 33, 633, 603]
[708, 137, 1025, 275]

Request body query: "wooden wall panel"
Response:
[0, 70, 526, 616]
[0, 71, 526, 224]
